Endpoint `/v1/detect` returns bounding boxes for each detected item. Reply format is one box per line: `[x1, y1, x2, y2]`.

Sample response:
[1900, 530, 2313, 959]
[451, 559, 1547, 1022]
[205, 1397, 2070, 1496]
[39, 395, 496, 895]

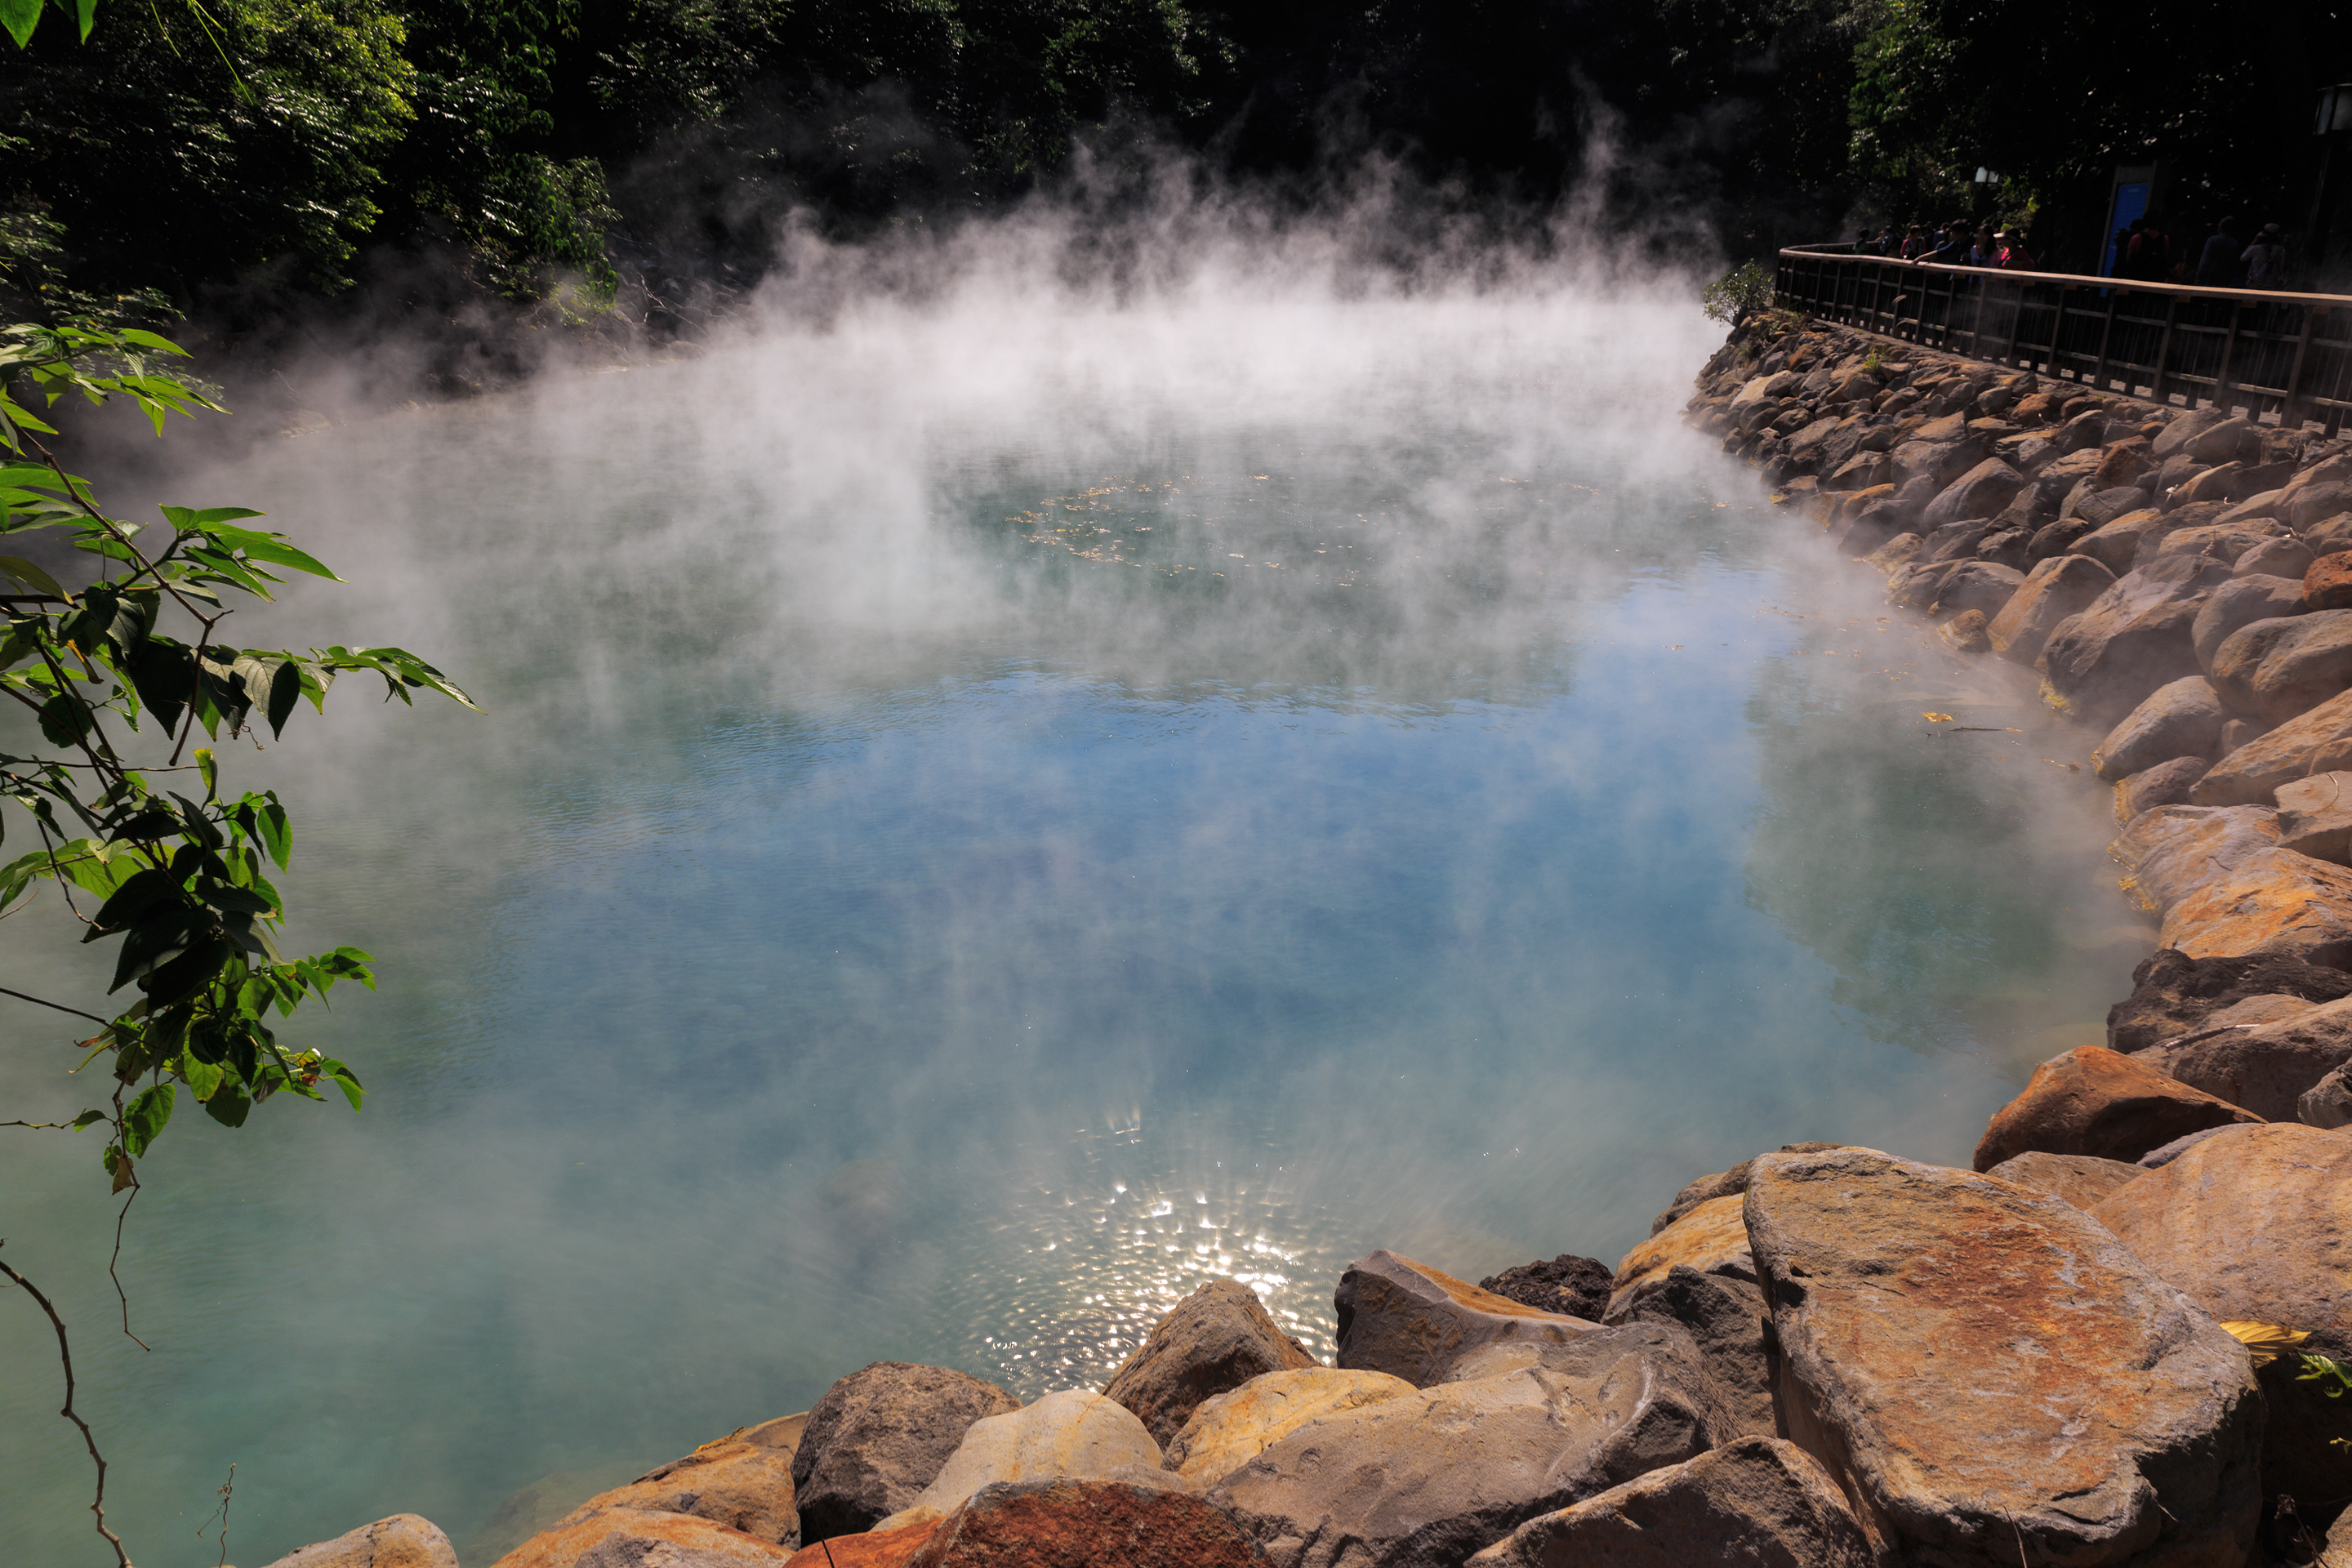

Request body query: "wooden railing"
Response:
[1774, 245, 2352, 434]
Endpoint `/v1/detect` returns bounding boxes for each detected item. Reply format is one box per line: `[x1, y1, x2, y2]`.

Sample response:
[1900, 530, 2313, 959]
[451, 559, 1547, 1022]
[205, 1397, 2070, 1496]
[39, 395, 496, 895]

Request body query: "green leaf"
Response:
[114, 330, 189, 357]
[319, 1058, 363, 1112]
[195, 747, 217, 800]
[177, 1053, 225, 1102]
[0, 0, 42, 48]
[127, 639, 194, 735]
[0, 553, 61, 597]
[88, 867, 182, 933]
[264, 656, 300, 737]
[119, 1084, 174, 1159]
[37, 692, 91, 748]
[71, 0, 92, 42]
[69, 1108, 105, 1129]
[201, 1087, 251, 1128]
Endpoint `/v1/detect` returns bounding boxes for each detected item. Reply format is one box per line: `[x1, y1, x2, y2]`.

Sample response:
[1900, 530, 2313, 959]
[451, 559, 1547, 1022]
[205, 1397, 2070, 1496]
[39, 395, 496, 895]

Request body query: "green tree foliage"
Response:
[0, 0, 414, 296]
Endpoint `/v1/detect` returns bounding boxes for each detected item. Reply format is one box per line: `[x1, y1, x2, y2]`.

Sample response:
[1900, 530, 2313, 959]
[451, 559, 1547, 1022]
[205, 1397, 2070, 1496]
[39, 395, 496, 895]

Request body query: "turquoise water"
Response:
[0, 287, 2149, 1565]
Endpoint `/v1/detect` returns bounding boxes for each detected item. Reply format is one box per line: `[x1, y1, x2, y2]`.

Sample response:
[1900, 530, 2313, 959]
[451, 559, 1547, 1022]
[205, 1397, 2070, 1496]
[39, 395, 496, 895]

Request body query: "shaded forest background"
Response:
[5, 0, 2348, 404]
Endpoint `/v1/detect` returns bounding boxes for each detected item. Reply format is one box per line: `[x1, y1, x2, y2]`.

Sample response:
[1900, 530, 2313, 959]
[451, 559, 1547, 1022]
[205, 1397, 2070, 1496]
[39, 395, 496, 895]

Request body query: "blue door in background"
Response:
[2104, 181, 2149, 276]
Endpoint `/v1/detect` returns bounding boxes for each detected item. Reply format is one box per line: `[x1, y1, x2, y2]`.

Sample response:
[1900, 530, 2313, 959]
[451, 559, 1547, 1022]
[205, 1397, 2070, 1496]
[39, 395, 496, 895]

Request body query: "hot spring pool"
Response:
[0, 279, 2152, 1565]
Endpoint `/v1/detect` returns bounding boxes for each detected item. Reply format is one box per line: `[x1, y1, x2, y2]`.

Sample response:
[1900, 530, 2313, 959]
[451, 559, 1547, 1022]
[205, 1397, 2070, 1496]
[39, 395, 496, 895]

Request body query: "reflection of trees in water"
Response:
[1740, 649, 2147, 1064]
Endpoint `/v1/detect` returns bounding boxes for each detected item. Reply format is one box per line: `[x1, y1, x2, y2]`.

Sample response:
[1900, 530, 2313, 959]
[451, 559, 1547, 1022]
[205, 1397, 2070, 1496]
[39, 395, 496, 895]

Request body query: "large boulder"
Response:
[1890, 425, 1989, 491]
[2111, 803, 2279, 914]
[900, 1480, 1269, 1568]
[1103, 1281, 1318, 1448]
[1333, 1250, 1595, 1388]
[2278, 771, 2352, 862]
[1474, 1255, 1612, 1321]
[2143, 994, 2352, 1120]
[2143, 522, 2291, 570]
[1747, 1147, 2263, 1568]
[2234, 536, 2315, 580]
[261, 1516, 458, 1568]
[1973, 1045, 2263, 1169]
[792, 1364, 1022, 1542]
[1927, 560, 2025, 621]
[2092, 676, 2229, 780]
[2310, 550, 2352, 611]
[1607, 1264, 1776, 1439]
[558, 1441, 801, 1548]
[1462, 1438, 1872, 1568]
[2042, 555, 2234, 724]
[2115, 756, 2211, 820]
[1730, 372, 1801, 408]
[2300, 1062, 2352, 1126]
[2092, 1124, 2352, 1507]
[1646, 1142, 1846, 1234]
[1209, 1332, 1727, 1568]
[2207, 608, 2352, 724]
[1981, 1149, 2145, 1210]
[2192, 574, 2307, 672]
[1988, 553, 2115, 665]
[877, 1392, 1165, 1533]
[2151, 408, 2228, 460]
[491, 1508, 798, 1568]
[781, 1520, 942, 1568]
[2156, 846, 2352, 965]
[1607, 1193, 1753, 1319]
[2107, 947, 2352, 1052]
[2068, 508, 2176, 574]
[1161, 1369, 1416, 1486]
[2191, 687, 2352, 804]
[1918, 457, 2025, 532]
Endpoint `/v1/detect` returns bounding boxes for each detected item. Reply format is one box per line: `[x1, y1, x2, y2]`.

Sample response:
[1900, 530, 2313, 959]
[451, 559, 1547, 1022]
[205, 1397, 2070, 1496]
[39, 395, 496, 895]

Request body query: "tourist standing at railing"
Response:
[1873, 224, 1896, 255]
[1967, 225, 1999, 266]
[2242, 223, 2289, 289]
[2125, 216, 2173, 282]
[1996, 230, 2037, 270]
[2194, 217, 2243, 286]
[1900, 226, 1927, 260]
[1922, 224, 1971, 265]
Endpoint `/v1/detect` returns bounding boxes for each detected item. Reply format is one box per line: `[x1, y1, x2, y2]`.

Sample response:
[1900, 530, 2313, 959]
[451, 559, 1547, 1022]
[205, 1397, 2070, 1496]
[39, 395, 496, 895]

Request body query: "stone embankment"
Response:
[249, 318, 2352, 1568]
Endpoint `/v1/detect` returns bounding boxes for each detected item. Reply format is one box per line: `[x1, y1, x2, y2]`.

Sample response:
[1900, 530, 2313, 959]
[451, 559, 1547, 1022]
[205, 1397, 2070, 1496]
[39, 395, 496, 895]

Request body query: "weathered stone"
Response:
[491, 1508, 798, 1568]
[2068, 507, 2175, 573]
[1891, 431, 1990, 491]
[2136, 1125, 2243, 1168]
[560, 1442, 800, 1548]
[1647, 1142, 1846, 1234]
[1474, 1254, 1612, 1321]
[2093, 439, 2156, 488]
[2151, 408, 2227, 459]
[1927, 561, 2024, 621]
[2111, 803, 2279, 914]
[2307, 511, 2352, 557]
[1982, 1149, 2145, 1210]
[2192, 687, 2352, 805]
[2189, 416, 2261, 465]
[1856, 529, 1922, 572]
[2092, 676, 2229, 780]
[261, 1516, 459, 1568]
[2042, 555, 2233, 723]
[1973, 1045, 2262, 1169]
[2026, 514, 2100, 562]
[1209, 1334, 1726, 1568]
[1730, 372, 1800, 408]
[1824, 451, 1891, 491]
[1463, 1437, 1872, 1568]
[2116, 757, 2210, 822]
[1920, 519, 1989, 563]
[2107, 947, 2352, 1052]
[876, 1391, 1165, 1534]
[1162, 1369, 1415, 1486]
[2144, 993, 2352, 1120]
[2298, 1062, 2352, 1127]
[1610, 1265, 1775, 1439]
[2207, 608, 2352, 724]
[2141, 519, 2290, 569]
[1609, 1194, 1753, 1320]
[782, 1520, 942, 1568]
[2309, 550, 2352, 611]
[2158, 845, 2352, 965]
[1939, 608, 1990, 652]
[792, 1364, 1022, 1542]
[1748, 1147, 2263, 1568]
[2055, 406, 2111, 454]
[1974, 526, 2033, 570]
[898, 1480, 1268, 1568]
[2192, 574, 2306, 674]
[2235, 535, 2318, 580]
[2170, 460, 2250, 507]
[1333, 1250, 1595, 1388]
[2287, 480, 2352, 531]
[2092, 1124, 2352, 1508]
[2277, 770, 2352, 862]
[1102, 1281, 1317, 1449]
[1918, 457, 2025, 532]
[1988, 553, 2114, 665]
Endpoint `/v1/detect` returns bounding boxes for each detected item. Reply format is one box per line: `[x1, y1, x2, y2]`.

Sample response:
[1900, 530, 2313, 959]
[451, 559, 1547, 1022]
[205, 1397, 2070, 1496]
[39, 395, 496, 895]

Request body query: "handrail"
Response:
[1771, 246, 2352, 433]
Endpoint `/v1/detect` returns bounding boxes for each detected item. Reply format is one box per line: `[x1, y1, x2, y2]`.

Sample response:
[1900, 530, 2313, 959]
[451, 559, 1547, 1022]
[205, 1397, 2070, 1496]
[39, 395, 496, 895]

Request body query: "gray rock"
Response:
[1988, 553, 2114, 665]
[1103, 1279, 1318, 1448]
[1983, 1149, 2145, 1211]
[1462, 1437, 1873, 1568]
[2091, 675, 2229, 780]
[1475, 1254, 1613, 1321]
[1748, 1147, 2262, 1568]
[791, 1361, 1021, 1541]
[2276, 770, 2352, 862]
[1610, 1265, 1775, 1439]
[2042, 555, 2234, 724]
[2208, 608, 2352, 724]
[2192, 574, 2307, 673]
[2191, 687, 2352, 805]
[1162, 1369, 1416, 1486]
[1334, 1250, 1597, 1388]
[2143, 992, 2352, 1120]
[1857, 531, 1922, 573]
[2135, 1124, 2248, 1167]
[2106, 947, 2352, 1053]
[2151, 408, 2228, 460]
[1919, 457, 2025, 532]
[1927, 561, 2025, 621]
[2137, 519, 2290, 571]
[1920, 519, 1989, 562]
[1212, 1332, 1727, 1568]
[2066, 506, 2172, 573]
[876, 1390, 1165, 1532]
[261, 1516, 459, 1568]
[2116, 757, 2210, 820]
[2232, 536, 2314, 579]
[2287, 479, 2352, 531]
[2298, 1062, 2352, 1127]
[2112, 803, 2279, 914]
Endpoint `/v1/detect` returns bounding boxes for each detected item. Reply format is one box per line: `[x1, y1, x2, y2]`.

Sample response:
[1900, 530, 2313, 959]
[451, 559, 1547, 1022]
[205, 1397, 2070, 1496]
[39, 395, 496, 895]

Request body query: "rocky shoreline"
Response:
[254, 318, 2352, 1568]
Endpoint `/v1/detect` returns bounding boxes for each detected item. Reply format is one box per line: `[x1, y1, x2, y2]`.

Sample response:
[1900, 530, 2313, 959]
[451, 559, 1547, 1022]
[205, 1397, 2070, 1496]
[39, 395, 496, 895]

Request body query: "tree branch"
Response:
[0, 1246, 132, 1568]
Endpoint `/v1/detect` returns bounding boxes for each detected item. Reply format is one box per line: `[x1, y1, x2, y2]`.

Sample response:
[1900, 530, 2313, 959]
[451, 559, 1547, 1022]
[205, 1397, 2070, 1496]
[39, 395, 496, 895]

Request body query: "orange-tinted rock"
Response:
[2309, 550, 2352, 612]
[1608, 1194, 1751, 1319]
[558, 1441, 798, 1546]
[1988, 553, 2114, 665]
[1746, 1147, 2262, 1568]
[1333, 1250, 1595, 1387]
[258, 1514, 457, 1568]
[2110, 803, 2278, 914]
[903, 1480, 1267, 1567]
[1982, 1150, 2143, 1211]
[2191, 686, 2352, 805]
[491, 1506, 798, 1568]
[1646, 1142, 1846, 1234]
[2158, 846, 2352, 966]
[1973, 1045, 2261, 1169]
[1162, 1368, 1414, 1485]
[1102, 1280, 1316, 1449]
[782, 1519, 944, 1568]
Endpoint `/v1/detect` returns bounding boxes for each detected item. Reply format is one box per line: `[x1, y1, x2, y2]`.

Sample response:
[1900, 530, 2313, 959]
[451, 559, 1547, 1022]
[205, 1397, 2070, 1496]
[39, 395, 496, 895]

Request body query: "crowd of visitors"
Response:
[1848, 213, 2298, 289]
